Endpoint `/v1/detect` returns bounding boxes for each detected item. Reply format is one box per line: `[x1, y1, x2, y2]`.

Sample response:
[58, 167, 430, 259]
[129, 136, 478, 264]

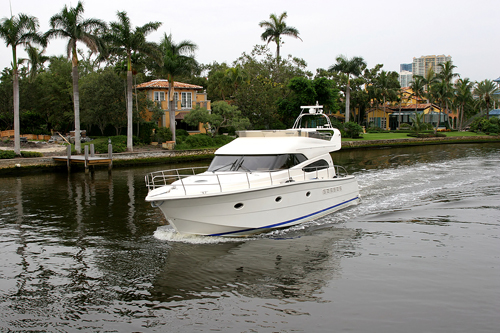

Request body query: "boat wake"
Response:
[153, 225, 254, 244]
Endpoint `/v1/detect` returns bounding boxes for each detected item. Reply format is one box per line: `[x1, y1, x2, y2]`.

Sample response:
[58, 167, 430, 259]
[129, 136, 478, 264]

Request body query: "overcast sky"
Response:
[1, 0, 498, 83]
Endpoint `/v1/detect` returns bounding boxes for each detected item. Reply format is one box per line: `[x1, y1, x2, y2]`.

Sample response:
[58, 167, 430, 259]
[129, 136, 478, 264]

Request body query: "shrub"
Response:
[483, 122, 500, 134]
[470, 117, 500, 134]
[366, 127, 388, 133]
[90, 136, 130, 154]
[183, 134, 212, 148]
[153, 128, 172, 143]
[174, 134, 234, 150]
[213, 135, 234, 146]
[0, 150, 16, 159]
[21, 151, 43, 158]
[176, 129, 189, 139]
[138, 121, 156, 144]
[343, 122, 364, 138]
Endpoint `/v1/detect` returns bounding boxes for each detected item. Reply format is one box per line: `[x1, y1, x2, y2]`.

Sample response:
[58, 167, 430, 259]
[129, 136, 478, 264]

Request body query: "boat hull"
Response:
[150, 176, 360, 236]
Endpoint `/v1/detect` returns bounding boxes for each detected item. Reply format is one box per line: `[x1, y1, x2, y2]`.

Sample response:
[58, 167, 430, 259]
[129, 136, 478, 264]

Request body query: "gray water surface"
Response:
[1, 143, 499, 332]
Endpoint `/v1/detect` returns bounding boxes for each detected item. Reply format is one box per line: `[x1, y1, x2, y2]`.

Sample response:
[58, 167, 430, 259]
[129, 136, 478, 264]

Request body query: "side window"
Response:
[273, 154, 307, 170]
[302, 159, 329, 172]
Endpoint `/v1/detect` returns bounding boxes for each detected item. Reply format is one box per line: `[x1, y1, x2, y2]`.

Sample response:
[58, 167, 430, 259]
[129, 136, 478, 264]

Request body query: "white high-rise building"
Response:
[412, 55, 452, 77]
[399, 71, 413, 88]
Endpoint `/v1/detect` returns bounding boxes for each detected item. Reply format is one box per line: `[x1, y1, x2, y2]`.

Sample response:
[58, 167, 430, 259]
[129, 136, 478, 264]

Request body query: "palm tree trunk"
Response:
[446, 101, 452, 129]
[72, 64, 81, 154]
[169, 80, 176, 143]
[345, 81, 351, 123]
[134, 76, 139, 137]
[127, 70, 133, 152]
[13, 69, 21, 155]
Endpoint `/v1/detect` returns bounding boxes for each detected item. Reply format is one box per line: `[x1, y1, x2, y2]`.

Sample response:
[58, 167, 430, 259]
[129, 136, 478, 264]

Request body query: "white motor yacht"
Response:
[145, 104, 360, 236]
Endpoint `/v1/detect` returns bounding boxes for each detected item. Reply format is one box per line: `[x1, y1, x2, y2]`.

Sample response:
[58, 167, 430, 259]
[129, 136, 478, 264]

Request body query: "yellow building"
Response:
[366, 103, 445, 130]
[136, 79, 210, 134]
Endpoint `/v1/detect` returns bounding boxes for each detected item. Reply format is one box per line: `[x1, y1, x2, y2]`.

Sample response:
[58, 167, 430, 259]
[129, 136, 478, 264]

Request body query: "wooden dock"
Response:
[53, 144, 112, 173]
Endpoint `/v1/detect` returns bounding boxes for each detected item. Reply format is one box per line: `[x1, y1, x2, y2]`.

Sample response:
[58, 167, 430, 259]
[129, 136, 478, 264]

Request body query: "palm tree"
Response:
[455, 78, 474, 129]
[259, 12, 302, 63]
[410, 76, 426, 122]
[106, 11, 161, 151]
[225, 65, 249, 98]
[22, 43, 49, 82]
[438, 61, 459, 85]
[46, 1, 106, 154]
[156, 33, 198, 143]
[375, 70, 400, 127]
[430, 80, 452, 132]
[0, 13, 42, 155]
[424, 67, 438, 105]
[474, 80, 499, 120]
[329, 55, 366, 122]
[437, 61, 459, 128]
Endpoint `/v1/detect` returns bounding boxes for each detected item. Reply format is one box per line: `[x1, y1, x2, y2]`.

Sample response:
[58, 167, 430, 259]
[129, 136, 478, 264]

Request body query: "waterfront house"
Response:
[366, 103, 446, 130]
[136, 79, 210, 134]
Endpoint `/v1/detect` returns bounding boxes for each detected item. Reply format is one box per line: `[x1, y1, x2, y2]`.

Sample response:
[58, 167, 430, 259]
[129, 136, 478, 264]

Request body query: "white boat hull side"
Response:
[150, 176, 360, 236]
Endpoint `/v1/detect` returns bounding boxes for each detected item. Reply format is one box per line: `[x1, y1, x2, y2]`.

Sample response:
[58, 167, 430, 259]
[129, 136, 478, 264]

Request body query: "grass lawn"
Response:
[342, 131, 490, 141]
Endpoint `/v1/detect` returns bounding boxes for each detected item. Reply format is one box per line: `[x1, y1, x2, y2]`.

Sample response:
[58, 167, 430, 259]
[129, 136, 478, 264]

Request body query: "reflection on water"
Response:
[0, 143, 499, 331]
[152, 225, 361, 302]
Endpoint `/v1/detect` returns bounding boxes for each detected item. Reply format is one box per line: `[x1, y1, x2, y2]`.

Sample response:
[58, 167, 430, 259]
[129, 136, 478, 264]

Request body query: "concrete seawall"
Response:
[340, 135, 500, 149]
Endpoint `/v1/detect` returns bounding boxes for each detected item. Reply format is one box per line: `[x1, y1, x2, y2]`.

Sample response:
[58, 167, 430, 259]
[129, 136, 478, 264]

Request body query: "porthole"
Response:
[275, 196, 282, 202]
[234, 203, 244, 209]
[306, 191, 311, 197]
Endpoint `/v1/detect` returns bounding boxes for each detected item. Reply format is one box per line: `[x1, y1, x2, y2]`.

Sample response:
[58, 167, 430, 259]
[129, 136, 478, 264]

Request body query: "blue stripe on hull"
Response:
[209, 196, 360, 237]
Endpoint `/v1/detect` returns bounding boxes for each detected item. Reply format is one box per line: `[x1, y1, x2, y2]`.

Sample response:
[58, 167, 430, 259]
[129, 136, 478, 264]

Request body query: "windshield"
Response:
[208, 154, 307, 172]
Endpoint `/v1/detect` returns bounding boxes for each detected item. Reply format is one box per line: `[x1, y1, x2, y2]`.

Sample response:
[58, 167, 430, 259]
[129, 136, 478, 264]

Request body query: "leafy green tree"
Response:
[0, 13, 43, 154]
[80, 67, 126, 135]
[105, 11, 161, 151]
[184, 101, 251, 136]
[233, 45, 310, 129]
[329, 55, 366, 123]
[46, 1, 106, 153]
[154, 33, 198, 143]
[208, 66, 230, 101]
[313, 77, 340, 113]
[277, 76, 340, 127]
[259, 12, 302, 63]
[206, 63, 249, 102]
[0, 68, 13, 129]
[34, 56, 73, 132]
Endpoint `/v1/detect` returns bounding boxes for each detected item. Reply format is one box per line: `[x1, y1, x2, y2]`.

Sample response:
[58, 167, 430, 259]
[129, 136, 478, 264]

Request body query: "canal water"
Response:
[0, 143, 499, 332]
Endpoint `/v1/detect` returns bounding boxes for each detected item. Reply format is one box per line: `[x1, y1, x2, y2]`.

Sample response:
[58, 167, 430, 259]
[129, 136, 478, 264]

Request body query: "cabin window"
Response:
[208, 154, 307, 172]
[302, 159, 329, 172]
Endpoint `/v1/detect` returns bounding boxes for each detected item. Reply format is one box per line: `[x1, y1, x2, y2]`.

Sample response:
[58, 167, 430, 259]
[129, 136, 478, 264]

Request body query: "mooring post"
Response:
[66, 145, 71, 173]
[84, 145, 89, 174]
[90, 144, 95, 157]
[108, 143, 113, 173]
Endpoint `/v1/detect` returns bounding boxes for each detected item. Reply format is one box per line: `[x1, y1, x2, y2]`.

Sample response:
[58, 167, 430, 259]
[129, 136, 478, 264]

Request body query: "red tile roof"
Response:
[135, 79, 204, 90]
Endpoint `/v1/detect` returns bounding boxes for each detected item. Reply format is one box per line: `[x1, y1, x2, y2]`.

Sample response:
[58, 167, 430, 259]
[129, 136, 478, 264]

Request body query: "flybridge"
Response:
[236, 129, 335, 141]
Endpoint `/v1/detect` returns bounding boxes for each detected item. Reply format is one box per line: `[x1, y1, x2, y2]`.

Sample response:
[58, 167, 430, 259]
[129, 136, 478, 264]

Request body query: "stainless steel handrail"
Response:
[145, 165, 350, 194]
